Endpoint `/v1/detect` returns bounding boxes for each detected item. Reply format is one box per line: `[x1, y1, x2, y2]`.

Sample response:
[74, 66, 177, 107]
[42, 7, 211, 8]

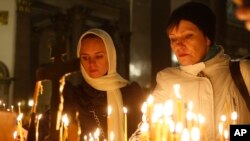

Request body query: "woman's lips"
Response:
[178, 53, 188, 57]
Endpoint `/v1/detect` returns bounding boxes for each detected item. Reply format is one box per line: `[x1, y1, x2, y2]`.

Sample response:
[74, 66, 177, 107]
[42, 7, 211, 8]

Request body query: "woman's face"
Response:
[80, 37, 109, 78]
[168, 20, 211, 66]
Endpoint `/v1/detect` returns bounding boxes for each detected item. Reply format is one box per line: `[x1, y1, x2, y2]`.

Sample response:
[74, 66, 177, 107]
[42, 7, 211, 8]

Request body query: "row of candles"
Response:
[2, 82, 239, 141]
[138, 84, 238, 141]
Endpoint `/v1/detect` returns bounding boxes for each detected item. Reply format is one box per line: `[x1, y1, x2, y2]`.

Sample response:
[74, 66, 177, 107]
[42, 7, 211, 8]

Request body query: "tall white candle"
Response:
[123, 107, 128, 141]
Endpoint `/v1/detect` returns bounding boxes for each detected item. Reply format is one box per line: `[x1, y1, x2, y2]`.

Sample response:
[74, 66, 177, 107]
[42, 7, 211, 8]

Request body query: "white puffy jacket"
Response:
[153, 46, 250, 140]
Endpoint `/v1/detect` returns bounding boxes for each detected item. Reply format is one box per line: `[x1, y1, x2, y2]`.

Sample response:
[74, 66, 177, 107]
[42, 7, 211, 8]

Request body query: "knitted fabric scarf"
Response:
[77, 28, 128, 141]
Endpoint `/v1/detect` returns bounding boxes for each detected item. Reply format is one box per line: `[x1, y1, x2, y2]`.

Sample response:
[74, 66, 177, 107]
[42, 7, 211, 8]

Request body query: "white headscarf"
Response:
[77, 28, 128, 141]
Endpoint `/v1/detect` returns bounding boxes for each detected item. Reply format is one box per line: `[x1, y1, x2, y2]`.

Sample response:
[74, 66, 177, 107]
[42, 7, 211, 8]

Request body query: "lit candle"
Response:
[175, 121, 183, 141]
[13, 131, 17, 140]
[146, 95, 154, 121]
[191, 127, 200, 141]
[223, 129, 229, 141]
[181, 128, 190, 141]
[231, 111, 238, 124]
[62, 114, 69, 141]
[110, 131, 114, 141]
[198, 114, 207, 141]
[84, 135, 87, 141]
[174, 84, 182, 122]
[218, 122, 224, 141]
[123, 107, 128, 141]
[94, 128, 100, 141]
[36, 114, 42, 141]
[107, 105, 112, 141]
[17, 113, 24, 141]
[140, 115, 149, 141]
[18, 102, 21, 114]
[169, 119, 175, 141]
[11, 105, 14, 112]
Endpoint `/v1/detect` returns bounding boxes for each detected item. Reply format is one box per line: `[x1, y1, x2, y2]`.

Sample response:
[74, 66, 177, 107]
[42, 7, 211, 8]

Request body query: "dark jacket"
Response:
[39, 79, 147, 141]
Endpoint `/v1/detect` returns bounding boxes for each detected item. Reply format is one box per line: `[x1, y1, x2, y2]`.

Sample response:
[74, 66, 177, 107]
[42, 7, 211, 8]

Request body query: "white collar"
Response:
[180, 62, 206, 76]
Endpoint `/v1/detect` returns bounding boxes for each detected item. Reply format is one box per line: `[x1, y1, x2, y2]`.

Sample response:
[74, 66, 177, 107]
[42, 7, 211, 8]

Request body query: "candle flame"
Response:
[231, 111, 238, 121]
[62, 114, 69, 127]
[173, 84, 181, 99]
[110, 131, 114, 141]
[108, 105, 112, 116]
[191, 127, 200, 141]
[140, 122, 149, 132]
[147, 94, 154, 104]
[38, 114, 42, 120]
[175, 121, 183, 133]
[218, 122, 223, 135]
[94, 128, 100, 139]
[164, 100, 174, 116]
[13, 131, 17, 139]
[123, 107, 128, 114]
[220, 115, 227, 122]
[141, 102, 147, 114]
[17, 113, 23, 121]
[181, 128, 190, 141]
[224, 129, 229, 139]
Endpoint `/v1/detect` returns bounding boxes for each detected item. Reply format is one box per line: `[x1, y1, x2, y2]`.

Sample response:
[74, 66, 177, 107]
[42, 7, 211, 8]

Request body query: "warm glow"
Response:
[62, 114, 69, 127]
[141, 102, 147, 114]
[147, 94, 154, 104]
[28, 99, 34, 107]
[218, 122, 223, 135]
[191, 127, 200, 141]
[220, 115, 227, 122]
[181, 128, 190, 141]
[108, 105, 112, 116]
[84, 135, 87, 141]
[94, 128, 100, 139]
[175, 121, 183, 133]
[13, 131, 17, 139]
[174, 84, 181, 99]
[123, 107, 128, 114]
[163, 100, 174, 116]
[188, 101, 193, 110]
[198, 114, 205, 124]
[38, 114, 42, 120]
[17, 113, 23, 121]
[186, 110, 193, 121]
[140, 122, 149, 132]
[231, 111, 238, 121]
[110, 131, 114, 141]
[224, 129, 229, 139]
[169, 120, 175, 133]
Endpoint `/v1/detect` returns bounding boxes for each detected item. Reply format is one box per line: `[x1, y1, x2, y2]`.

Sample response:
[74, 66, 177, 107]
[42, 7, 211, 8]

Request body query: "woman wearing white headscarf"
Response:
[37, 28, 147, 141]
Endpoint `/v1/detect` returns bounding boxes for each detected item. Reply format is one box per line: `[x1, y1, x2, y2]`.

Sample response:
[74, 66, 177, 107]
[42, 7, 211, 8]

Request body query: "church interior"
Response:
[0, 0, 250, 140]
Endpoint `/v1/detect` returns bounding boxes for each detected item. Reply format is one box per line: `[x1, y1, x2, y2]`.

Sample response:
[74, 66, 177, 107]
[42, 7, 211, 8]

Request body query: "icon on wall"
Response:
[0, 11, 8, 25]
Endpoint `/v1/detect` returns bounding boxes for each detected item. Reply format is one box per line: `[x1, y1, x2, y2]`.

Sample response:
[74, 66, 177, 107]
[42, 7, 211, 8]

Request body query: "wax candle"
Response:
[94, 128, 100, 141]
[174, 84, 182, 121]
[18, 102, 21, 114]
[181, 128, 190, 141]
[36, 114, 42, 141]
[110, 131, 114, 141]
[139, 118, 149, 141]
[13, 131, 17, 140]
[224, 129, 229, 140]
[62, 114, 69, 141]
[17, 113, 24, 141]
[123, 107, 128, 141]
[107, 105, 112, 141]
[191, 127, 200, 141]
[231, 111, 238, 124]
